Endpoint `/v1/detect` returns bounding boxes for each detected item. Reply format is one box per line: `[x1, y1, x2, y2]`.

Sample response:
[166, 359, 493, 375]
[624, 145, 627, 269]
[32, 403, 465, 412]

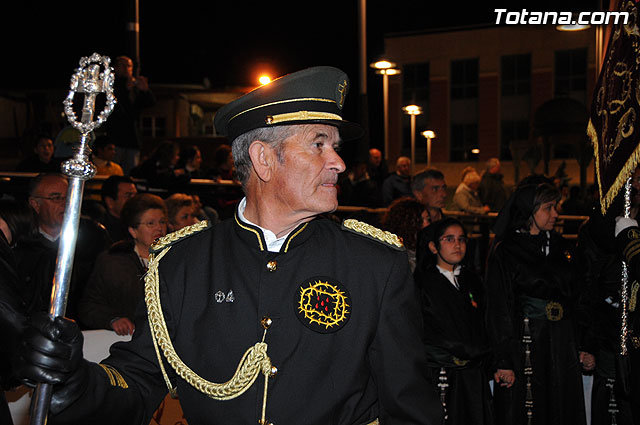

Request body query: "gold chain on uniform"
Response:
[145, 221, 273, 423]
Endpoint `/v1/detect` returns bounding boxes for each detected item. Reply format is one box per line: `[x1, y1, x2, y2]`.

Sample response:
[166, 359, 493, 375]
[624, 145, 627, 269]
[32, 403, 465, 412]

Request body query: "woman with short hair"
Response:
[165, 193, 199, 232]
[79, 193, 168, 335]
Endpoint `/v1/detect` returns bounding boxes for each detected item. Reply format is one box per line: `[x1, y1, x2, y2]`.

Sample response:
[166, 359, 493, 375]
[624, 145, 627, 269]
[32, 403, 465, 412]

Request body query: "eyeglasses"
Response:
[136, 219, 168, 228]
[439, 235, 468, 244]
[32, 194, 66, 203]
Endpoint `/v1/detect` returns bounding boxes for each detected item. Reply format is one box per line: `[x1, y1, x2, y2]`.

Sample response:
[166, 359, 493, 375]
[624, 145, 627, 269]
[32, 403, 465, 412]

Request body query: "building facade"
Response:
[383, 24, 597, 188]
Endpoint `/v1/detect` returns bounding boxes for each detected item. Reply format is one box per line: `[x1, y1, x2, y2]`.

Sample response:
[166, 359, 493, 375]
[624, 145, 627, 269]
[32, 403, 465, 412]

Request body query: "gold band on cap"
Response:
[265, 111, 342, 125]
[229, 97, 336, 123]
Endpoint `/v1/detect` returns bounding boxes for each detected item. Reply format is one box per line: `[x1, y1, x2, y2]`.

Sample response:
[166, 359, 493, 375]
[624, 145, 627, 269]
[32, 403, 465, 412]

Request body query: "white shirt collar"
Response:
[237, 197, 290, 252]
[39, 227, 58, 242]
[134, 244, 149, 269]
[436, 264, 461, 289]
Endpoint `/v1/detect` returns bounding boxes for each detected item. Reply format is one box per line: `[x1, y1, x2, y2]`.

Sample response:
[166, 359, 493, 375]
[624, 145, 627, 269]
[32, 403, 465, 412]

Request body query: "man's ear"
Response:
[248, 141, 276, 182]
[428, 241, 438, 255]
[104, 196, 116, 214]
[28, 197, 40, 215]
[128, 226, 137, 240]
[413, 190, 422, 203]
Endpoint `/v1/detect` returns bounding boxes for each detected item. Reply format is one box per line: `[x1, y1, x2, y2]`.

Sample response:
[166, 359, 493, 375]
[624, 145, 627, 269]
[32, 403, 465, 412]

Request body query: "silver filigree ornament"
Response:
[30, 53, 117, 425]
[62, 53, 117, 179]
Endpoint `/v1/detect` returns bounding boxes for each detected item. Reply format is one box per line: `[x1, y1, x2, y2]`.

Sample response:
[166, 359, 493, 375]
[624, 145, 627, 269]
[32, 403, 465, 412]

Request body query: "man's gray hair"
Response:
[411, 168, 444, 192]
[231, 125, 298, 186]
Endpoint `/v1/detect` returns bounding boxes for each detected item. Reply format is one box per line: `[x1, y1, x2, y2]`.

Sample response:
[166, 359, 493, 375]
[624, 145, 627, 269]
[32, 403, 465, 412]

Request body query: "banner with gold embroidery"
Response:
[588, 0, 640, 215]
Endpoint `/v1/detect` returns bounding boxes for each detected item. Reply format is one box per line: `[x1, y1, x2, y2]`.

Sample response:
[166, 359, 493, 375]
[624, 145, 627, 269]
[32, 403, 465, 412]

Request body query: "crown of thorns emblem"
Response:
[296, 279, 350, 332]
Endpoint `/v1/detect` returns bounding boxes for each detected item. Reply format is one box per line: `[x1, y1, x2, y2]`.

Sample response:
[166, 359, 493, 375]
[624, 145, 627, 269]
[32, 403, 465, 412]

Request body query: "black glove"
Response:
[14, 312, 89, 413]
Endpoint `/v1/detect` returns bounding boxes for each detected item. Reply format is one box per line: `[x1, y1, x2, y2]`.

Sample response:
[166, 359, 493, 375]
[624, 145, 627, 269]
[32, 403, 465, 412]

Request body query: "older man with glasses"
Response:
[14, 173, 109, 321]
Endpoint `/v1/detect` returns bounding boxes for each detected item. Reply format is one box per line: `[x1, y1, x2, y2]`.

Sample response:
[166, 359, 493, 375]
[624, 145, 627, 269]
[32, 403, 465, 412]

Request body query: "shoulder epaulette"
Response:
[150, 220, 211, 254]
[622, 227, 640, 263]
[341, 218, 405, 251]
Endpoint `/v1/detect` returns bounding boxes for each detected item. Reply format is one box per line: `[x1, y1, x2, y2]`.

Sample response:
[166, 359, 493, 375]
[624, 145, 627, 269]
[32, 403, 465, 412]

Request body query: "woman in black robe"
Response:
[486, 178, 593, 425]
[414, 217, 494, 425]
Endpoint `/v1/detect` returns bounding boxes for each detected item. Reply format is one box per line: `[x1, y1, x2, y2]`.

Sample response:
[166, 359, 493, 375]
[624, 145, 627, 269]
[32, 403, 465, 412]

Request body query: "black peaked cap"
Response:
[214, 66, 363, 143]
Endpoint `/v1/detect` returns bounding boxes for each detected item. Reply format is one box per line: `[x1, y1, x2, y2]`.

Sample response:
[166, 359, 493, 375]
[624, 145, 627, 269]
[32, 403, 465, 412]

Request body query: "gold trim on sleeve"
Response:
[99, 364, 128, 389]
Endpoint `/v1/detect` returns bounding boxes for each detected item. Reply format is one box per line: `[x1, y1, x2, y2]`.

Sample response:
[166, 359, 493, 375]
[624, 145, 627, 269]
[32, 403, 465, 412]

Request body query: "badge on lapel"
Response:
[295, 276, 351, 333]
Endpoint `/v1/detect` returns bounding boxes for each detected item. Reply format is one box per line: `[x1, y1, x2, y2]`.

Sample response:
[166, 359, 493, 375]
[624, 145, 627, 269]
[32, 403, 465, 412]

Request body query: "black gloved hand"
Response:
[14, 312, 89, 413]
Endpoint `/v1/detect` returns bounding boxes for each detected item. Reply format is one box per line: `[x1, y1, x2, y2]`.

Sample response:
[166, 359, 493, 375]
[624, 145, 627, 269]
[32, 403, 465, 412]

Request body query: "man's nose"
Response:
[327, 149, 346, 173]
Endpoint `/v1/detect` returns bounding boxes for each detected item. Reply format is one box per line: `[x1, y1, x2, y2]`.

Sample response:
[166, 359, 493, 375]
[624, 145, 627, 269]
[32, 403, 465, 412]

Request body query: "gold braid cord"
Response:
[149, 220, 210, 253]
[145, 226, 274, 422]
[342, 219, 404, 249]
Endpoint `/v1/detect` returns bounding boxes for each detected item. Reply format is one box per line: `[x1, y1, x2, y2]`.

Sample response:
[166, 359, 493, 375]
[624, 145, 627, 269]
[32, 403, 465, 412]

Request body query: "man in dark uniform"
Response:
[16, 67, 443, 424]
[610, 192, 640, 424]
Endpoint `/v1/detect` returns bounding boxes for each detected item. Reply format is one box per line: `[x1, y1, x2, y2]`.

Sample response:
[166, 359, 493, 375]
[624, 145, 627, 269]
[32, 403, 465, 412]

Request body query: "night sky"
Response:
[0, 0, 604, 161]
[2, 0, 601, 90]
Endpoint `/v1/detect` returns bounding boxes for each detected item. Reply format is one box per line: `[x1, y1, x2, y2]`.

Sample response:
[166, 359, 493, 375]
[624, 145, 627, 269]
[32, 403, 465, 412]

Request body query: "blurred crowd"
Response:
[3, 138, 638, 424]
[0, 59, 635, 424]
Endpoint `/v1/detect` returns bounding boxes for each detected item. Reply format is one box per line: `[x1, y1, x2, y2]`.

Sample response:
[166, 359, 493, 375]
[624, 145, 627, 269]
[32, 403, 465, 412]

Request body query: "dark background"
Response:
[0, 0, 604, 160]
[2, 0, 602, 88]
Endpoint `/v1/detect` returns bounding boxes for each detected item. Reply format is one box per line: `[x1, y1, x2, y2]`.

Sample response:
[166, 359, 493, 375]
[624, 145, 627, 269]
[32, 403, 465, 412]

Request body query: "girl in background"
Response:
[414, 217, 494, 425]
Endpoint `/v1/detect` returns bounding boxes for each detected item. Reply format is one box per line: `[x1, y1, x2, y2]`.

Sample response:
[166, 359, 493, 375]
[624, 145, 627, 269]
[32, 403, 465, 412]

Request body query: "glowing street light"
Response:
[421, 130, 436, 167]
[556, 13, 591, 31]
[370, 60, 401, 160]
[371, 60, 395, 70]
[258, 75, 272, 85]
[403, 104, 422, 174]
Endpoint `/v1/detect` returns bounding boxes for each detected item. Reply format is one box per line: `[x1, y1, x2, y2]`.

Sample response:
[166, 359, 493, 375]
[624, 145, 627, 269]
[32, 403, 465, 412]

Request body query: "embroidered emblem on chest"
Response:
[295, 276, 351, 333]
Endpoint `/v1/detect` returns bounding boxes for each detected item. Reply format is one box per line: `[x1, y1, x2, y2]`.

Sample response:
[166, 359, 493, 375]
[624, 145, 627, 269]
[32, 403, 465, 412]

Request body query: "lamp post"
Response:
[421, 130, 436, 167]
[371, 61, 401, 160]
[403, 104, 422, 175]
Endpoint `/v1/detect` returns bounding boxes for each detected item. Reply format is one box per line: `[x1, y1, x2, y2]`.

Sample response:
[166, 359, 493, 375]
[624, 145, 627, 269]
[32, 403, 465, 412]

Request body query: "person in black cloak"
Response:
[414, 217, 494, 425]
[485, 175, 594, 425]
[599, 166, 640, 425]
[575, 181, 636, 425]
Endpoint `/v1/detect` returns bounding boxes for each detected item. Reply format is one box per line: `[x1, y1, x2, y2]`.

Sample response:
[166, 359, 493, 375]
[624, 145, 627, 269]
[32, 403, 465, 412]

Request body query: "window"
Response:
[501, 54, 531, 96]
[500, 120, 530, 160]
[450, 123, 478, 161]
[402, 62, 429, 106]
[451, 59, 478, 99]
[555, 49, 587, 101]
[141, 116, 167, 138]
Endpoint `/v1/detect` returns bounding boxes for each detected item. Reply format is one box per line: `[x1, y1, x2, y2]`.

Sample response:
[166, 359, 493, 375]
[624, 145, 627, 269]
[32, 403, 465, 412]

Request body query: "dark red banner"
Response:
[588, 0, 640, 214]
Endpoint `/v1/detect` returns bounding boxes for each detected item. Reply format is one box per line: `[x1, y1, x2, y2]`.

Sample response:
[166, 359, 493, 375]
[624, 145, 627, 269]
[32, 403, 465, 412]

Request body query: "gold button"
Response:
[269, 366, 278, 377]
[261, 316, 273, 329]
[266, 261, 277, 272]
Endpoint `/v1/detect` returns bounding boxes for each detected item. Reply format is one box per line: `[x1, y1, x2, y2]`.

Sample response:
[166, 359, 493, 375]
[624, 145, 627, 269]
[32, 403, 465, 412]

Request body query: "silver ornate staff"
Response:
[621, 177, 632, 356]
[30, 53, 116, 425]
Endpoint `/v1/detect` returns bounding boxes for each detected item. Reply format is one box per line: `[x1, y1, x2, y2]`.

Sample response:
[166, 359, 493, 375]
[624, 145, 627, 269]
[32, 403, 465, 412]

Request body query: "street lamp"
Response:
[421, 130, 436, 167]
[403, 104, 422, 175]
[370, 60, 401, 160]
[258, 75, 272, 85]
